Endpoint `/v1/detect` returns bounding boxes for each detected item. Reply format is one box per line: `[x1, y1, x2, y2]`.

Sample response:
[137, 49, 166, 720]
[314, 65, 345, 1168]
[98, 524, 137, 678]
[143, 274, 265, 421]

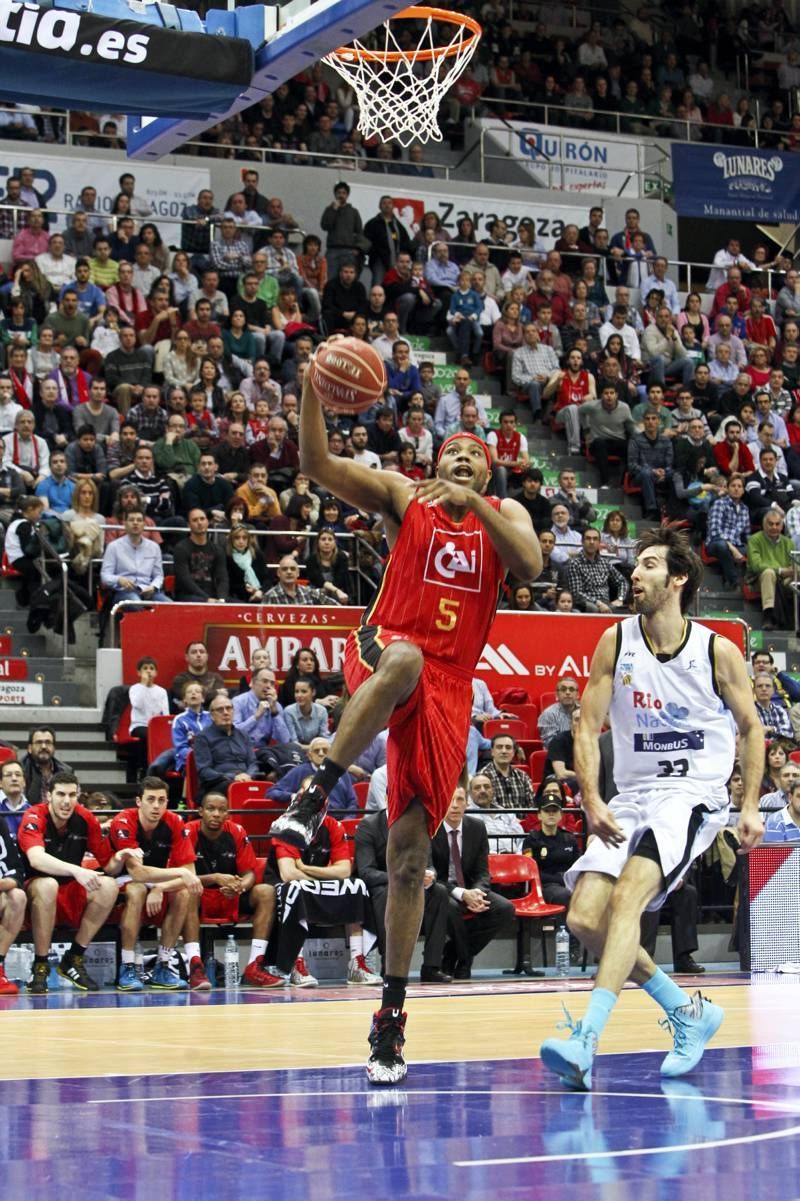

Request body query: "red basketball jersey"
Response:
[355, 497, 504, 679]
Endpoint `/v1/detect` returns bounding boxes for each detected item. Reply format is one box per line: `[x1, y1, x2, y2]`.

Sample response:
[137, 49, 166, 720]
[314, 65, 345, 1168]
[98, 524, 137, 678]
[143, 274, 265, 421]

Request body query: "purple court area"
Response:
[4, 1017, 800, 1200]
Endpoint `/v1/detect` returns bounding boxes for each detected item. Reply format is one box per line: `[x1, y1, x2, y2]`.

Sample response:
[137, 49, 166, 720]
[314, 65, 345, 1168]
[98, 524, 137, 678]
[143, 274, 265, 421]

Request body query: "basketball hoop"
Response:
[323, 6, 482, 148]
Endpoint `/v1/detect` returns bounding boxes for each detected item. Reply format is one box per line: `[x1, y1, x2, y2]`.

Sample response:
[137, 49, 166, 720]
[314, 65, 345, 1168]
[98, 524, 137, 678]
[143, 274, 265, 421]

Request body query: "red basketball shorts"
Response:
[24, 878, 90, 929]
[199, 889, 240, 923]
[344, 629, 472, 836]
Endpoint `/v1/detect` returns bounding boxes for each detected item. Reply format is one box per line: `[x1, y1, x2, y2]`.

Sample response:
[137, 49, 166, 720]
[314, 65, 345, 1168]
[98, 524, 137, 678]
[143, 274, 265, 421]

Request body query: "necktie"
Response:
[449, 828, 465, 888]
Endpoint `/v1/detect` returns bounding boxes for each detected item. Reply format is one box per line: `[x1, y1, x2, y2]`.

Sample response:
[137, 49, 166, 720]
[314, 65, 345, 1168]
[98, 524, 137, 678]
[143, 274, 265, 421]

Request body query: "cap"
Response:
[540, 798, 563, 811]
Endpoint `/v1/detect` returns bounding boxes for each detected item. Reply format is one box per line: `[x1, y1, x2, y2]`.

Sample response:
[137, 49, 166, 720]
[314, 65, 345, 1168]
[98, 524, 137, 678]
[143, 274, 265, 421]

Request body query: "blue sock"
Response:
[641, 967, 691, 1015]
[581, 987, 618, 1038]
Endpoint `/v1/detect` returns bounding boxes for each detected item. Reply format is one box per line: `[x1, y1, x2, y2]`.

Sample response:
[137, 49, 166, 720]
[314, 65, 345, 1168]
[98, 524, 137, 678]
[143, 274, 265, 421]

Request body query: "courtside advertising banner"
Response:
[473, 119, 641, 197]
[671, 143, 800, 222]
[748, 846, 800, 970]
[0, 151, 210, 232]
[120, 606, 747, 701]
[346, 180, 586, 249]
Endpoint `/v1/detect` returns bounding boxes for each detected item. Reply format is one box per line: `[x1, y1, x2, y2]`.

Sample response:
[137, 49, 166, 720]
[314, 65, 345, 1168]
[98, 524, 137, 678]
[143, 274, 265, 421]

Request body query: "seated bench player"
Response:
[0, 812, 28, 994]
[182, 792, 283, 990]
[17, 771, 140, 993]
[267, 813, 382, 987]
[109, 777, 202, 991]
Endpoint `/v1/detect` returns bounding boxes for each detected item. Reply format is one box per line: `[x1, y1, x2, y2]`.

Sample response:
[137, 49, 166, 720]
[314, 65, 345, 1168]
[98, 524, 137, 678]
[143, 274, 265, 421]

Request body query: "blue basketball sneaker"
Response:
[659, 991, 724, 1077]
[540, 1006, 598, 1091]
[117, 963, 143, 992]
[150, 962, 188, 990]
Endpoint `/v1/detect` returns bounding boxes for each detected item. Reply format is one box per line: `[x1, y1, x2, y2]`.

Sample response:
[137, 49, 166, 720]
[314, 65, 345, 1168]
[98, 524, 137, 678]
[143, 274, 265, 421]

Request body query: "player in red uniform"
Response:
[270, 362, 541, 1084]
[182, 791, 282, 991]
[109, 777, 202, 991]
[18, 771, 139, 993]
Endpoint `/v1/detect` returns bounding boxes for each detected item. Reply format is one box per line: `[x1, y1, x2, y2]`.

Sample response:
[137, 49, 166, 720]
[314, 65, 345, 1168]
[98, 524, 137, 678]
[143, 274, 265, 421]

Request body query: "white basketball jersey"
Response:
[609, 616, 736, 802]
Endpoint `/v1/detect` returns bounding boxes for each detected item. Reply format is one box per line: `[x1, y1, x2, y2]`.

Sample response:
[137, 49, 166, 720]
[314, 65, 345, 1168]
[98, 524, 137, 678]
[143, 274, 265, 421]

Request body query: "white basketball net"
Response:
[323, 10, 480, 147]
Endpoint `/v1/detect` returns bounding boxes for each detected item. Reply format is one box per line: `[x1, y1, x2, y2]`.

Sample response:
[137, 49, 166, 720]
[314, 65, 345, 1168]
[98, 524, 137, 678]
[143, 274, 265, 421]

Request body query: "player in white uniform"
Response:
[540, 529, 764, 1090]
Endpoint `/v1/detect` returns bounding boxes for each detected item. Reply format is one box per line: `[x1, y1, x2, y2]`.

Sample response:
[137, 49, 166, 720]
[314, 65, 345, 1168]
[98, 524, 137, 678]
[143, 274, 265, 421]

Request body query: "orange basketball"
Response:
[309, 337, 387, 413]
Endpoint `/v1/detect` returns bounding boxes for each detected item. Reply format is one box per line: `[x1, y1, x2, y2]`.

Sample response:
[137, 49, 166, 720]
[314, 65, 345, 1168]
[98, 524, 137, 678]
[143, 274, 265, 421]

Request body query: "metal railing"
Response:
[0, 201, 309, 253]
[97, 524, 382, 647]
[468, 94, 786, 151]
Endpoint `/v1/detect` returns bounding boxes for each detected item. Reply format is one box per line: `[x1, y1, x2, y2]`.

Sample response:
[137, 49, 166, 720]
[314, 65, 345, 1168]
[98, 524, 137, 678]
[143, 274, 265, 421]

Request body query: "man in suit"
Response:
[431, 786, 515, 980]
[355, 808, 452, 983]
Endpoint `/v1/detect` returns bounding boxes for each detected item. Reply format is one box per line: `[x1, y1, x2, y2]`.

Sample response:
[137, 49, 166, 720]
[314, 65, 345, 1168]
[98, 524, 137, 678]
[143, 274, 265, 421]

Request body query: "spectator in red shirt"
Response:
[745, 296, 778, 361]
[183, 298, 222, 344]
[712, 417, 755, 477]
[136, 285, 182, 353]
[528, 270, 570, 327]
[109, 777, 202, 992]
[711, 266, 752, 321]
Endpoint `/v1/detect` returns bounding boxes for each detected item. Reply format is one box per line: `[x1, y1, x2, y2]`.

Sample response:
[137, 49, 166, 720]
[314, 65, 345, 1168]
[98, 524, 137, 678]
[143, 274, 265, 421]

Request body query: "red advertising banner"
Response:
[0, 658, 28, 681]
[120, 605, 748, 701]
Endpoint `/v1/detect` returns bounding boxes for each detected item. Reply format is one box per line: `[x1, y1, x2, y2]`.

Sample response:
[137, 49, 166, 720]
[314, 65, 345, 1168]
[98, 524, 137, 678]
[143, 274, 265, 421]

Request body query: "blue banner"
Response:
[671, 143, 800, 222]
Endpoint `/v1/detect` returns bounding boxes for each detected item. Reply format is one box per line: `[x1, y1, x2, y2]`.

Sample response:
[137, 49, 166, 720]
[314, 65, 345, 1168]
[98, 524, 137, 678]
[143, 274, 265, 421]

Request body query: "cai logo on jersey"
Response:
[423, 528, 483, 593]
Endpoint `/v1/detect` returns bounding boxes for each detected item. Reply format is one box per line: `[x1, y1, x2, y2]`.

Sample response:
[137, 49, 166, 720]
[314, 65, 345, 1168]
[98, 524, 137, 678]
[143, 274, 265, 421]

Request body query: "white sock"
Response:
[349, 933, 363, 960]
[364, 931, 377, 955]
[248, 939, 267, 964]
[121, 949, 135, 965]
[184, 942, 201, 962]
[158, 945, 173, 963]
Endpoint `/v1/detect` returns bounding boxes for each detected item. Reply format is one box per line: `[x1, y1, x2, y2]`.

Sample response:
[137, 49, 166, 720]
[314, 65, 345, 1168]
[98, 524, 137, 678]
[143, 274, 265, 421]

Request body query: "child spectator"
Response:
[129, 656, 170, 774]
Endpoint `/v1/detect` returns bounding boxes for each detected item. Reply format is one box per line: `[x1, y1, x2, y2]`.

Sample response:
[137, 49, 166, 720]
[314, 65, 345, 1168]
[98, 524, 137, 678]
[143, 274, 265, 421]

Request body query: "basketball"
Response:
[309, 338, 387, 413]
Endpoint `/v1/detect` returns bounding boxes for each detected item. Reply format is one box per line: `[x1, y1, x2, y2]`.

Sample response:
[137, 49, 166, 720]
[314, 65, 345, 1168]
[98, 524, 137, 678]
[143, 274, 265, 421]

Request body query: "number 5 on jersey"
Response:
[435, 597, 461, 631]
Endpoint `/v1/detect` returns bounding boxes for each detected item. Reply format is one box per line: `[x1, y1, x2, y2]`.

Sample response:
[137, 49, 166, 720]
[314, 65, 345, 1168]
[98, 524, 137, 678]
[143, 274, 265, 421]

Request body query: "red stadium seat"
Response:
[537, 691, 556, 713]
[499, 702, 540, 737]
[0, 746, 16, 766]
[353, 781, 370, 810]
[185, 750, 200, 809]
[227, 780, 275, 805]
[484, 718, 526, 741]
[146, 714, 174, 762]
[234, 796, 284, 840]
[529, 749, 548, 786]
[488, 853, 565, 973]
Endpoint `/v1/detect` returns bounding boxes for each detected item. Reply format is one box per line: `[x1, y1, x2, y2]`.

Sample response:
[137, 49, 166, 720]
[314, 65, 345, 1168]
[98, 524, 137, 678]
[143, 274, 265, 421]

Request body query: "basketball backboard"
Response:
[127, 0, 411, 160]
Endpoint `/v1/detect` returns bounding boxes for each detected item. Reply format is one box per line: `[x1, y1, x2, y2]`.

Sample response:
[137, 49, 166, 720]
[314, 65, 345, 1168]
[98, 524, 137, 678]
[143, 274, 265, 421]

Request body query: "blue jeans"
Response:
[645, 354, 694, 388]
[705, 538, 742, 585]
[631, 465, 660, 513]
[447, 319, 482, 361]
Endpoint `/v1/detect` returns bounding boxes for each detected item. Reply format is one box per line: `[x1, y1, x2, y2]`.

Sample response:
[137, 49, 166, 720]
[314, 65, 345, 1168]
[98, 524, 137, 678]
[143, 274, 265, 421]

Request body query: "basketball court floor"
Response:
[4, 971, 799, 1199]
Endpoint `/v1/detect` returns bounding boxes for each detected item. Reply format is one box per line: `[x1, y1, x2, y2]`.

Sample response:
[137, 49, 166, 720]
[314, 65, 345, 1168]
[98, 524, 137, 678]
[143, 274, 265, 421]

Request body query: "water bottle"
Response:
[4, 944, 20, 983]
[555, 925, 570, 977]
[224, 935, 239, 989]
[21, 945, 34, 985]
[47, 949, 61, 989]
[134, 941, 145, 982]
[204, 950, 217, 987]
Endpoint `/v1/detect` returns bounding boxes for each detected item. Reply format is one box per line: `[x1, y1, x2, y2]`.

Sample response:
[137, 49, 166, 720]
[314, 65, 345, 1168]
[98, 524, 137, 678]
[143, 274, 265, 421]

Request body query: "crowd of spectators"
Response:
[4, 165, 800, 630]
